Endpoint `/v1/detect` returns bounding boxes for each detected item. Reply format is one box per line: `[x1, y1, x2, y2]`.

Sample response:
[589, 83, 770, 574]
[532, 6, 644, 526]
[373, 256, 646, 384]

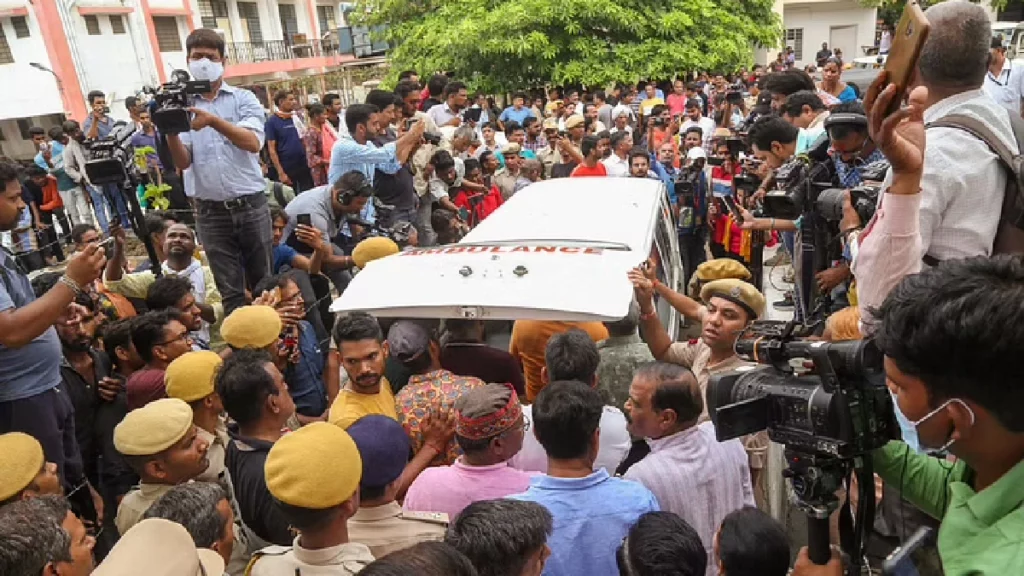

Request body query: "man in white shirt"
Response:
[680, 100, 717, 155]
[602, 131, 632, 177]
[509, 329, 631, 475]
[623, 362, 753, 576]
[983, 35, 1024, 117]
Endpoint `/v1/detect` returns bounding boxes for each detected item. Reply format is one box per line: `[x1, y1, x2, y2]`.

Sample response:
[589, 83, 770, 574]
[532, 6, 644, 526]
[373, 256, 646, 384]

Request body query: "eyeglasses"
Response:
[158, 331, 193, 347]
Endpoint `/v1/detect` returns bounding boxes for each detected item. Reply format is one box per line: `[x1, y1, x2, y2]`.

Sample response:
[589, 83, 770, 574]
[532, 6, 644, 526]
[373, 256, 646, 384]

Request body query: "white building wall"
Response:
[782, 0, 878, 68]
[72, 11, 150, 121]
[0, 15, 64, 120]
[160, 17, 191, 79]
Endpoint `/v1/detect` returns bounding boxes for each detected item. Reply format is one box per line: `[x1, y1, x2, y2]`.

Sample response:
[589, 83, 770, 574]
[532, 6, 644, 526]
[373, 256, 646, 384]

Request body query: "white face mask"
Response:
[188, 58, 224, 83]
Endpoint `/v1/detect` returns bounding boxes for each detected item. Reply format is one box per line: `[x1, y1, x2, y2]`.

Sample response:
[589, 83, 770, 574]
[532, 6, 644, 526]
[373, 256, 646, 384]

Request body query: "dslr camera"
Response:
[145, 69, 212, 134]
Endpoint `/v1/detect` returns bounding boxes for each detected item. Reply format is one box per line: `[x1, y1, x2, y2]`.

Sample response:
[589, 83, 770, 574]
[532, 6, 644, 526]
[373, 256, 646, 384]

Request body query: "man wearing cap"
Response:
[404, 383, 534, 519]
[328, 312, 398, 429]
[493, 143, 523, 201]
[113, 398, 211, 535]
[347, 415, 449, 557]
[220, 305, 289, 373]
[217, 348, 296, 547]
[94, 517, 225, 576]
[164, 351, 230, 485]
[248, 422, 375, 575]
[628, 264, 769, 474]
[392, 320, 486, 466]
[0, 431, 62, 506]
[535, 119, 562, 177]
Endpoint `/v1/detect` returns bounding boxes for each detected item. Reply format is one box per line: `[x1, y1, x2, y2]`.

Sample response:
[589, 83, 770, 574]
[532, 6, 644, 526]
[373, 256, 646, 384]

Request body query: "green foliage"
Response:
[860, 0, 1006, 26]
[141, 183, 172, 210]
[354, 0, 781, 91]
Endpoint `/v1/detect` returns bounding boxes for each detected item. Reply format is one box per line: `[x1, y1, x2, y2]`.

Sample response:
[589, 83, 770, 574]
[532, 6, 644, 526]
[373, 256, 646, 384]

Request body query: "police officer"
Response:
[113, 398, 211, 535]
[346, 415, 448, 556]
[247, 422, 374, 575]
[0, 432, 62, 505]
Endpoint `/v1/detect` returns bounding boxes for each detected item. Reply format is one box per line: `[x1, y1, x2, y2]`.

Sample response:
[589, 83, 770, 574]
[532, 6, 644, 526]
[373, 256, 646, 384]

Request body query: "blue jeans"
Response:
[88, 186, 110, 234]
[194, 193, 273, 315]
[102, 183, 131, 228]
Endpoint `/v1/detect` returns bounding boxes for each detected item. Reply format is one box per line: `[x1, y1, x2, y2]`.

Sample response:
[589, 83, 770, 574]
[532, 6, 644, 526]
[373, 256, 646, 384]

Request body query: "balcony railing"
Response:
[226, 38, 343, 64]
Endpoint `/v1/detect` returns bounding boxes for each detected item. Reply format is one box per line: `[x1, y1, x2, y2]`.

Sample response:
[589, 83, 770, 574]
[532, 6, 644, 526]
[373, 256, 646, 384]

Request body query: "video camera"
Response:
[708, 331, 896, 570]
[815, 159, 889, 224]
[345, 198, 415, 246]
[144, 69, 211, 134]
[760, 134, 837, 221]
[83, 121, 138, 187]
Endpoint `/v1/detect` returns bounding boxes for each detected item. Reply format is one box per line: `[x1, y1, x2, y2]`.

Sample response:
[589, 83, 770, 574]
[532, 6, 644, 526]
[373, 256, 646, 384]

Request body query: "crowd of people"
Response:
[2, 1, 1024, 574]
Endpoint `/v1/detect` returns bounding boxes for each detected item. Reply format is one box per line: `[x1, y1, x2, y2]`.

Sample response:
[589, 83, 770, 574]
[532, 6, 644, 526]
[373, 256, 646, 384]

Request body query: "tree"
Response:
[861, 0, 1007, 26]
[352, 0, 781, 91]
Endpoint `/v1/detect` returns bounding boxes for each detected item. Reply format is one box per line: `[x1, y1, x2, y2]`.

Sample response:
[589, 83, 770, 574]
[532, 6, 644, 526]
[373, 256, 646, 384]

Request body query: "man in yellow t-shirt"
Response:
[327, 313, 399, 429]
[510, 320, 609, 402]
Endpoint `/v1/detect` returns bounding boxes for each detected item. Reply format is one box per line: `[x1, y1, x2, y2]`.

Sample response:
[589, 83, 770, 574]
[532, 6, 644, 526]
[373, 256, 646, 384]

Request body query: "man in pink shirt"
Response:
[403, 383, 533, 519]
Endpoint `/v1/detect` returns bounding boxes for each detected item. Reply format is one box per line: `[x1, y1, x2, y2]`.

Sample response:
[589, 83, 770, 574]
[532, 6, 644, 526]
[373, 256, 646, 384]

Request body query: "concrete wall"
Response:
[73, 10, 151, 120]
[783, 1, 878, 68]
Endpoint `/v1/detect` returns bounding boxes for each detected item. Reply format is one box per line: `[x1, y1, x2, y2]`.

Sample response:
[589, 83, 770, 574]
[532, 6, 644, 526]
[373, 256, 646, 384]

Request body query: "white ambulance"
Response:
[331, 178, 683, 339]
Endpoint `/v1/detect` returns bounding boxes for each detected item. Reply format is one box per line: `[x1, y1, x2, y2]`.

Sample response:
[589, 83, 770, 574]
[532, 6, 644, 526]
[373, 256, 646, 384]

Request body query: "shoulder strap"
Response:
[272, 182, 287, 207]
[926, 113, 1021, 169]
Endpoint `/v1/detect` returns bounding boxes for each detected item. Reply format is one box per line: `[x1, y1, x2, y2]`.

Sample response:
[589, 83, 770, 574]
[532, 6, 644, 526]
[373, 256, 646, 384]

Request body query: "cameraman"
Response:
[164, 28, 272, 315]
[826, 102, 886, 189]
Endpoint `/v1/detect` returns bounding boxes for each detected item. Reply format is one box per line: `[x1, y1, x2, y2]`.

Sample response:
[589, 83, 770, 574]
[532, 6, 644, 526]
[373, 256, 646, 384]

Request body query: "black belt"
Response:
[195, 192, 265, 211]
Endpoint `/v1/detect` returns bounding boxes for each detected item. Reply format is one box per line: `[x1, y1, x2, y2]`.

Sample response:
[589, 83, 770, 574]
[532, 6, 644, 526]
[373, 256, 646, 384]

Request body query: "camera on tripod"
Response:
[760, 136, 837, 220]
[145, 69, 211, 134]
[84, 121, 138, 186]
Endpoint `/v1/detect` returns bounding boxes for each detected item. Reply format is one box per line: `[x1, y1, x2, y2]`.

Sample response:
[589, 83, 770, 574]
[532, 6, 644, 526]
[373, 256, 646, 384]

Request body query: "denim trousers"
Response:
[195, 193, 273, 315]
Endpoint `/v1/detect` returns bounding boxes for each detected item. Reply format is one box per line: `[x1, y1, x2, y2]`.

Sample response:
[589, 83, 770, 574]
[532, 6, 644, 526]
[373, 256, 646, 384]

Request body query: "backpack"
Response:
[925, 112, 1024, 264]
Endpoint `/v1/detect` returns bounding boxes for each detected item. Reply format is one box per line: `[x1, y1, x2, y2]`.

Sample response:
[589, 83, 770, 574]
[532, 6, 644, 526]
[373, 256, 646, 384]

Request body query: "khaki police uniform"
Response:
[246, 540, 375, 576]
[348, 501, 448, 557]
[115, 483, 174, 535]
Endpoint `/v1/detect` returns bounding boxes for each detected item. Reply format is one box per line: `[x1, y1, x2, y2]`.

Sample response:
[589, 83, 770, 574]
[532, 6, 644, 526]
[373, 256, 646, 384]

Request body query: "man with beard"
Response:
[328, 312, 397, 429]
[125, 310, 195, 410]
[105, 222, 223, 349]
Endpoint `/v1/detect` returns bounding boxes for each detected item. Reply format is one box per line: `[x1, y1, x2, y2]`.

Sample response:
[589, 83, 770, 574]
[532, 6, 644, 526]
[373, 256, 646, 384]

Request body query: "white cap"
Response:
[687, 147, 707, 160]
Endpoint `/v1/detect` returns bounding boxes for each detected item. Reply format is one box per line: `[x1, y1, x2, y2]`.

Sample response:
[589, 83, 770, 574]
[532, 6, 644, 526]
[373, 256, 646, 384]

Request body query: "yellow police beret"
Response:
[114, 398, 193, 457]
[221, 305, 281, 349]
[352, 237, 399, 268]
[264, 422, 362, 509]
[0, 432, 44, 501]
[695, 258, 752, 282]
[165, 351, 223, 403]
[700, 278, 766, 319]
[542, 117, 559, 131]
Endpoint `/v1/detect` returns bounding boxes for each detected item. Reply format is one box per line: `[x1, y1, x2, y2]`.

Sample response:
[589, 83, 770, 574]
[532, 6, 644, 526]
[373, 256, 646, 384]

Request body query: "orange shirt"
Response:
[510, 320, 610, 401]
[570, 163, 608, 177]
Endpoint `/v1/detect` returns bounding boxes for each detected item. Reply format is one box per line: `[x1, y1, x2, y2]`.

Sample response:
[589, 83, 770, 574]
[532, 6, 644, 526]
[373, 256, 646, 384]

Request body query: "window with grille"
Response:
[84, 15, 101, 35]
[17, 119, 34, 140]
[198, 0, 229, 29]
[0, 26, 12, 64]
[153, 16, 182, 52]
[237, 2, 263, 43]
[785, 28, 804, 61]
[110, 15, 126, 34]
[317, 5, 336, 33]
[279, 3, 298, 43]
[11, 16, 29, 38]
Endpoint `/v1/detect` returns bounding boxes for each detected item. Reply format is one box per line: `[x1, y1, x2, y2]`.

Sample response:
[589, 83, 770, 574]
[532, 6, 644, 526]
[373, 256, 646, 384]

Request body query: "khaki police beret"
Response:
[165, 351, 223, 403]
[503, 142, 523, 155]
[114, 398, 193, 457]
[0, 432, 44, 501]
[265, 422, 362, 509]
[94, 518, 225, 576]
[352, 237, 400, 268]
[695, 258, 752, 282]
[564, 115, 586, 129]
[701, 278, 766, 320]
[542, 117, 559, 131]
[221, 305, 281, 349]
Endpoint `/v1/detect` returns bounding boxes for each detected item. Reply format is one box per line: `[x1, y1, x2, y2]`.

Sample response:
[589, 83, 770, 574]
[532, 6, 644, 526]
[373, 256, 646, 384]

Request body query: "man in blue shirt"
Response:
[82, 90, 131, 230]
[266, 90, 314, 192]
[499, 92, 535, 130]
[326, 103, 424, 186]
[510, 381, 659, 576]
[166, 28, 274, 315]
[0, 159, 106, 496]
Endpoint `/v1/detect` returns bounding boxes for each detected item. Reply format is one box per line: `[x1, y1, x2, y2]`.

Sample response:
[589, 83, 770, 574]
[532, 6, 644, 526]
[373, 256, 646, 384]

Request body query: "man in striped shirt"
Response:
[623, 362, 754, 576]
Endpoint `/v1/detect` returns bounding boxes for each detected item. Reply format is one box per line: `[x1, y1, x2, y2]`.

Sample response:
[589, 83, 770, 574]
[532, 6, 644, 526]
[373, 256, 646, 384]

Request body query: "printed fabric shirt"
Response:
[394, 369, 486, 466]
[303, 123, 329, 187]
[624, 422, 754, 576]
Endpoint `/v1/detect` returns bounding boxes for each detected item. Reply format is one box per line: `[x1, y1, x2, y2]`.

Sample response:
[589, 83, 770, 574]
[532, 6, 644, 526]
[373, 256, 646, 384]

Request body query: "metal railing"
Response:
[225, 38, 343, 64]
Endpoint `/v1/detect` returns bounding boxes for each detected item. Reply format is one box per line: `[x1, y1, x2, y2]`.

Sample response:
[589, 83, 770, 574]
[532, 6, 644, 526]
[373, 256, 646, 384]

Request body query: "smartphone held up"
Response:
[880, 0, 931, 116]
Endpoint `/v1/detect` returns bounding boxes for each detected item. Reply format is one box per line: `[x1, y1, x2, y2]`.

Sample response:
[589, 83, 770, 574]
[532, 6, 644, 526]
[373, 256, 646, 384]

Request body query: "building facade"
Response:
[0, 0, 370, 161]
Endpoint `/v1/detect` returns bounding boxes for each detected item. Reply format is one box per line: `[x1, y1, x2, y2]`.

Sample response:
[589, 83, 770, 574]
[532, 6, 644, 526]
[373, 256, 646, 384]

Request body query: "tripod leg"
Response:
[807, 514, 833, 565]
